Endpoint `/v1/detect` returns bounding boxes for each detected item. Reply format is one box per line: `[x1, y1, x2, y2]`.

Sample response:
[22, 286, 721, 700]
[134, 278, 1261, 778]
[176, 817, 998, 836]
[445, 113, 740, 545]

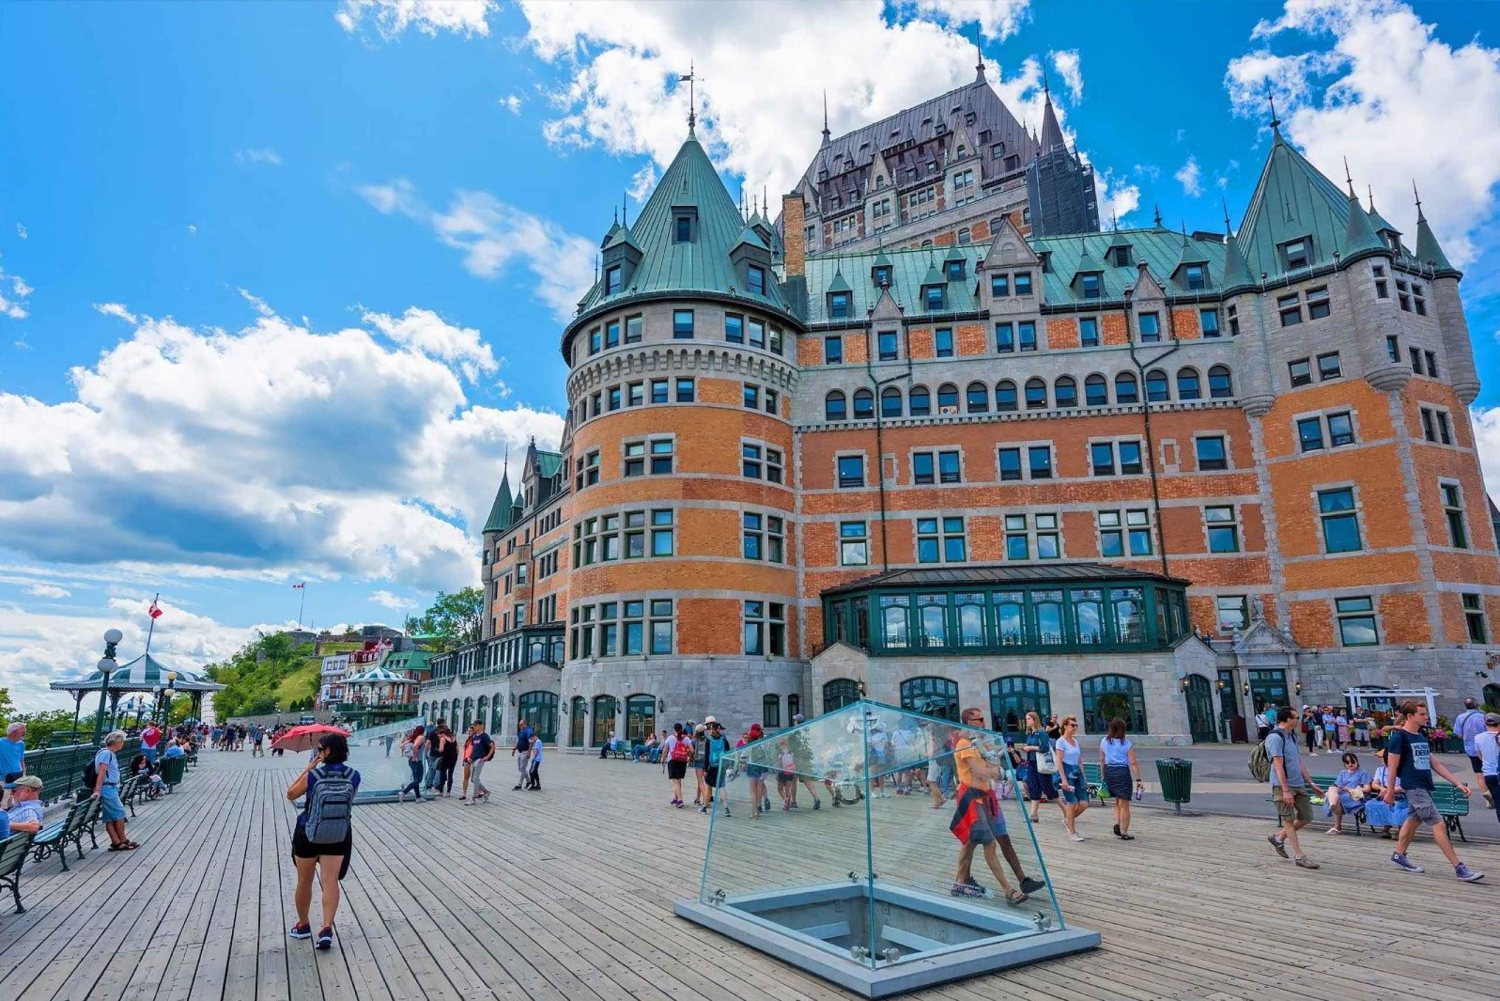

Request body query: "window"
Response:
[829, 292, 851, 319]
[650, 509, 675, 556]
[651, 379, 669, 404]
[997, 447, 1022, 481]
[1199, 309, 1220, 336]
[747, 266, 766, 296]
[650, 598, 674, 653]
[725, 314, 744, 344]
[742, 443, 783, 484]
[1079, 317, 1099, 346]
[1208, 365, 1233, 399]
[1145, 369, 1169, 402]
[675, 377, 695, 402]
[1464, 593, 1488, 644]
[1297, 417, 1325, 452]
[1227, 303, 1240, 336]
[945, 259, 965, 282]
[935, 328, 954, 357]
[916, 516, 966, 563]
[1081, 674, 1147, 734]
[938, 450, 961, 484]
[589, 327, 601, 355]
[1080, 273, 1101, 299]
[1327, 412, 1354, 447]
[1024, 378, 1047, 410]
[1413, 283, 1426, 316]
[1177, 368, 1201, 400]
[909, 386, 931, 416]
[912, 451, 935, 485]
[742, 383, 759, 409]
[1138, 312, 1160, 342]
[608, 385, 622, 411]
[824, 335, 843, 364]
[1055, 377, 1078, 409]
[1420, 406, 1453, 445]
[1014, 272, 1032, 295]
[1216, 595, 1249, 633]
[648, 438, 673, 474]
[673, 310, 694, 338]
[1374, 264, 1388, 299]
[1184, 264, 1205, 290]
[627, 382, 644, 407]
[1028, 445, 1053, 479]
[966, 382, 989, 413]
[995, 380, 1017, 412]
[1091, 442, 1115, 476]
[1115, 372, 1138, 404]
[623, 440, 647, 476]
[1425, 350, 1438, 378]
[572, 508, 673, 566]
[743, 601, 786, 656]
[769, 327, 782, 354]
[995, 322, 1014, 353]
[764, 388, 778, 415]
[1085, 374, 1108, 406]
[837, 455, 864, 488]
[1288, 358, 1312, 387]
[761, 694, 780, 728]
[1282, 239, 1309, 270]
[1205, 506, 1240, 553]
[1317, 352, 1342, 381]
[1410, 346, 1423, 374]
[1099, 509, 1152, 557]
[1035, 513, 1060, 558]
[878, 330, 898, 361]
[1441, 482, 1468, 549]
[675, 216, 692, 242]
[1004, 514, 1029, 559]
[1437, 411, 1452, 444]
[625, 315, 642, 343]
[1336, 596, 1378, 646]
[1318, 488, 1362, 553]
[1279, 293, 1302, 327]
[825, 391, 846, 422]
[938, 384, 959, 412]
[1306, 286, 1331, 320]
[839, 521, 868, 566]
[575, 450, 599, 491]
[1196, 435, 1227, 470]
[991, 273, 1010, 297]
[873, 264, 891, 286]
[742, 512, 784, 563]
[881, 387, 902, 418]
[1019, 321, 1037, 352]
[605, 319, 620, 348]
[852, 389, 874, 420]
[924, 284, 945, 310]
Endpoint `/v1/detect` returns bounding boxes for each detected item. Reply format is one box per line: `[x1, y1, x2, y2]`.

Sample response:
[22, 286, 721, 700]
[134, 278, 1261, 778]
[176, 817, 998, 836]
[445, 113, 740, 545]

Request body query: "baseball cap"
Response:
[1486, 712, 1500, 726]
[704, 715, 717, 724]
[9, 775, 42, 790]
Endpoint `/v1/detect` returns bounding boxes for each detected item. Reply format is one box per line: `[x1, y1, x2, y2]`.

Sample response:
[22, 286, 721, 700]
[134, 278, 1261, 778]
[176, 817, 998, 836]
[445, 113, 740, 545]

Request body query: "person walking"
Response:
[785, 714, 821, 810]
[422, 721, 440, 791]
[383, 732, 395, 757]
[435, 723, 459, 797]
[1055, 716, 1088, 842]
[1020, 712, 1061, 824]
[526, 729, 543, 790]
[140, 722, 161, 766]
[397, 725, 425, 803]
[1454, 697, 1489, 808]
[701, 719, 730, 816]
[512, 718, 533, 791]
[1266, 707, 1323, 869]
[740, 723, 768, 818]
[286, 732, 359, 951]
[460, 730, 473, 800]
[464, 721, 494, 805]
[1254, 710, 1270, 742]
[691, 723, 708, 808]
[948, 707, 1045, 904]
[250, 724, 265, 757]
[664, 723, 692, 807]
[1384, 701, 1483, 882]
[91, 730, 137, 851]
[1099, 718, 1143, 840]
[1474, 712, 1500, 824]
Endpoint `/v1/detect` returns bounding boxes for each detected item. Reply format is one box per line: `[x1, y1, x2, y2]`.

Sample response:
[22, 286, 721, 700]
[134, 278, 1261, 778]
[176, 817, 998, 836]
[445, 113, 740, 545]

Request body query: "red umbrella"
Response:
[269, 724, 346, 752]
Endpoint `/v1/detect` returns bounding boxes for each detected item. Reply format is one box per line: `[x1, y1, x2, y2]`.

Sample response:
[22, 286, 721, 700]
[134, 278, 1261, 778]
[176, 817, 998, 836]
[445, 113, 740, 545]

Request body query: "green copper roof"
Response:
[1367, 192, 1400, 236]
[804, 246, 981, 322]
[921, 260, 946, 287]
[943, 243, 968, 263]
[1413, 194, 1457, 275]
[603, 223, 641, 252]
[733, 223, 770, 253]
[572, 134, 792, 321]
[482, 473, 513, 534]
[1342, 185, 1385, 257]
[535, 449, 564, 480]
[1222, 228, 1254, 290]
[826, 269, 852, 294]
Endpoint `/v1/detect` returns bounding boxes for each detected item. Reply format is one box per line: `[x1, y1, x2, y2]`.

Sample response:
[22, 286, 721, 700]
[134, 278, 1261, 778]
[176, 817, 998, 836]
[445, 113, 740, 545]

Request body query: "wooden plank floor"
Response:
[0, 747, 1493, 1001]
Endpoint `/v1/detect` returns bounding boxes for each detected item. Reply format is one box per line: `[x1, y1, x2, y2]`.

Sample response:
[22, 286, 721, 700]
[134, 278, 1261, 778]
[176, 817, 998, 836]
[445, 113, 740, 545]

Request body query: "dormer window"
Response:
[1112, 246, 1132, 267]
[957, 145, 967, 158]
[675, 216, 693, 242]
[872, 265, 891, 287]
[1385, 232, 1401, 252]
[1037, 252, 1051, 274]
[923, 284, 946, 310]
[1185, 264, 1205, 290]
[747, 266, 766, 296]
[829, 291, 851, 319]
[1282, 238, 1310, 270]
[605, 265, 622, 295]
[1080, 273, 1101, 299]
[945, 259, 966, 282]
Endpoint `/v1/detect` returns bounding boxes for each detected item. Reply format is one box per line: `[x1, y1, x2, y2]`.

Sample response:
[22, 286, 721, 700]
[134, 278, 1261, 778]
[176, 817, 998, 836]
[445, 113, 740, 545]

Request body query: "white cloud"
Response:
[336, 0, 497, 38]
[358, 179, 595, 323]
[0, 306, 561, 599]
[21, 583, 69, 599]
[235, 147, 283, 166]
[94, 302, 139, 324]
[187, 224, 197, 236]
[1474, 405, 1500, 500]
[1225, 0, 1500, 264]
[1094, 166, 1141, 225]
[1050, 49, 1083, 102]
[13, 337, 31, 351]
[1215, 158, 1241, 190]
[907, 0, 1032, 40]
[369, 589, 419, 612]
[1134, 163, 1161, 181]
[500, 94, 523, 115]
[363, 306, 498, 382]
[0, 264, 32, 320]
[15, 224, 25, 240]
[237, 287, 275, 317]
[628, 163, 657, 204]
[1175, 155, 1203, 197]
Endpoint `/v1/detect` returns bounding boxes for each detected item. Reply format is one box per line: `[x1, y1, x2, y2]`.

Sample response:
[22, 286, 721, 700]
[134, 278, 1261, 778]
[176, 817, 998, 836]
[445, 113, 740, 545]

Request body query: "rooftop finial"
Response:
[680, 61, 697, 134]
[1413, 179, 1426, 222]
[821, 89, 831, 145]
[974, 24, 985, 80]
[1153, 203, 1163, 229]
[1043, 63, 1051, 99]
[1367, 183, 1376, 212]
[1267, 84, 1281, 135]
[623, 190, 628, 226]
[763, 183, 768, 217]
[1222, 196, 1232, 232]
[1343, 156, 1355, 196]
[612, 205, 618, 225]
[1112, 209, 1119, 232]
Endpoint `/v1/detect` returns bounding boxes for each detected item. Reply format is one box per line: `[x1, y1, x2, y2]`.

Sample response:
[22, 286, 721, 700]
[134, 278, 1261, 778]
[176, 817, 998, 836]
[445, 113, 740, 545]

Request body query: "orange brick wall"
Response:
[956, 322, 987, 356]
[1046, 317, 1078, 350]
[1101, 312, 1129, 346]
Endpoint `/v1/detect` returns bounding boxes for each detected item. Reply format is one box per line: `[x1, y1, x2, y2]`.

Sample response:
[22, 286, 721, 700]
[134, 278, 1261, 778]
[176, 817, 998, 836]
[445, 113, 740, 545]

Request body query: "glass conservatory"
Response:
[675, 700, 1098, 997]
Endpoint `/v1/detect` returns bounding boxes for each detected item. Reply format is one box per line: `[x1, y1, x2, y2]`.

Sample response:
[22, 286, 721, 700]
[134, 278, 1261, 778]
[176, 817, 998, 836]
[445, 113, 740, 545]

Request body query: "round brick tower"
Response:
[559, 130, 806, 745]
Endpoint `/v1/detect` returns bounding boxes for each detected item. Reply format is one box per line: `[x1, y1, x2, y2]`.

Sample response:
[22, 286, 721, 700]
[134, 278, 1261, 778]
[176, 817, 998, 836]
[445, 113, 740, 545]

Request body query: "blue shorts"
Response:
[143, 747, 158, 765]
[1060, 766, 1086, 805]
[99, 785, 127, 822]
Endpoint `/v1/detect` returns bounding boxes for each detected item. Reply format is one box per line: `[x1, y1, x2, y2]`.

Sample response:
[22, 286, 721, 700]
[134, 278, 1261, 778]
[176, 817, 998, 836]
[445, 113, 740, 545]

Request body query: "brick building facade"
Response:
[420, 91, 1497, 747]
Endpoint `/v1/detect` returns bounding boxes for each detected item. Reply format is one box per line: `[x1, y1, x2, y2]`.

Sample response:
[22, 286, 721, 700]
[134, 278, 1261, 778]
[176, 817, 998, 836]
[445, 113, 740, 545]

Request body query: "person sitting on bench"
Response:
[0, 776, 44, 837]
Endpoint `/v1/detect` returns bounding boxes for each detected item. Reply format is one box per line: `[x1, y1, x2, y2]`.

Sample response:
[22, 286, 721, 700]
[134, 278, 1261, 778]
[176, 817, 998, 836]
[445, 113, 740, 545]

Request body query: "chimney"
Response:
[782, 193, 806, 278]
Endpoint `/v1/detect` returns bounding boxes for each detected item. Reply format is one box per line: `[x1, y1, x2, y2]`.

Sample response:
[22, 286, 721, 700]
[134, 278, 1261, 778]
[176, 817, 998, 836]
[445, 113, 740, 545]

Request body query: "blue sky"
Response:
[2, 0, 1498, 709]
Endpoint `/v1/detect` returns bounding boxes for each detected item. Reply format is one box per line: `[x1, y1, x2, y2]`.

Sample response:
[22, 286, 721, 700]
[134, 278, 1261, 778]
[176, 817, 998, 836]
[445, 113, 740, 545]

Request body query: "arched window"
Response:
[995, 380, 1018, 412]
[592, 695, 617, 746]
[900, 676, 960, 721]
[569, 696, 586, 746]
[492, 692, 504, 735]
[1115, 371, 1139, 403]
[1024, 378, 1047, 410]
[852, 388, 874, 419]
[825, 391, 846, 422]
[909, 385, 931, 416]
[1145, 369, 1170, 402]
[989, 676, 1052, 735]
[1485, 683, 1500, 710]
[439, 699, 449, 720]
[420, 701, 428, 720]
[1081, 674, 1148, 734]
[1208, 365, 1234, 398]
[787, 693, 801, 719]
[624, 694, 655, 743]
[520, 691, 559, 744]
[966, 381, 989, 413]
[881, 386, 903, 417]
[937, 383, 959, 411]
[958, 226, 971, 244]
[476, 696, 489, 734]
[762, 694, 781, 728]
[1176, 367, 1201, 400]
[1055, 376, 1078, 409]
[824, 678, 860, 711]
[1085, 374, 1108, 406]
[463, 697, 474, 727]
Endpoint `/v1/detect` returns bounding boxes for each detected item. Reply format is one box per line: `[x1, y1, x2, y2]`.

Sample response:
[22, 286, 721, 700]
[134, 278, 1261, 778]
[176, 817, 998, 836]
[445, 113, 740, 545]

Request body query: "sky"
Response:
[2, 0, 1499, 710]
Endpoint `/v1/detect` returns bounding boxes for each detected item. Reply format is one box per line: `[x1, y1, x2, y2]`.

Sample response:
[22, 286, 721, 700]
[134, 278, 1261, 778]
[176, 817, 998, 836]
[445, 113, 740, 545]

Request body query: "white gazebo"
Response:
[343, 666, 410, 705]
[1345, 686, 1439, 721]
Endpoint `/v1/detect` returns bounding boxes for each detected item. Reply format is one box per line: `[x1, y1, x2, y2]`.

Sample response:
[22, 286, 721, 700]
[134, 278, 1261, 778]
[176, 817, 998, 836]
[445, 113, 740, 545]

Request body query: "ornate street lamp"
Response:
[92, 629, 123, 745]
[160, 671, 178, 729]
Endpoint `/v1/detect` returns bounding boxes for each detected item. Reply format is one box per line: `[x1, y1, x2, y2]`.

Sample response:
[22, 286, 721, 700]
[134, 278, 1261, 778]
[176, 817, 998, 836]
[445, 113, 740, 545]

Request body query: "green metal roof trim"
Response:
[1031, 229, 1228, 305]
[382, 650, 433, 671]
[535, 450, 564, 479]
[482, 474, 513, 534]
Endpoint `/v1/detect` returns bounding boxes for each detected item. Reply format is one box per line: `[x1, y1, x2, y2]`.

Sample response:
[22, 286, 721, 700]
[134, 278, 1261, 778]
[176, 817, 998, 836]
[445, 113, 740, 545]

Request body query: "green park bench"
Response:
[0, 832, 32, 914]
[1080, 762, 1108, 807]
[118, 775, 147, 818]
[31, 797, 100, 871]
[1274, 775, 1468, 841]
[184, 749, 199, 769]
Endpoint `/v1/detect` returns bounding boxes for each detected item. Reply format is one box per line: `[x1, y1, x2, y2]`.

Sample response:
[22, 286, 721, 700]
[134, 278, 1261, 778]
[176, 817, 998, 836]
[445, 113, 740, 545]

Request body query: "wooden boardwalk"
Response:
[0, 748, 1494, 1001]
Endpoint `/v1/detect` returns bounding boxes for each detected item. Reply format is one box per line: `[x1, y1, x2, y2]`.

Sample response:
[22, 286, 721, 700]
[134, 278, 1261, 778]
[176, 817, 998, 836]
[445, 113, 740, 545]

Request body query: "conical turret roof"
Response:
[1413, 191, 1458, 275]
[1342, 181, 1385, 257]
[1039, 89, 1065, 153]
[482, 470, 514, 534]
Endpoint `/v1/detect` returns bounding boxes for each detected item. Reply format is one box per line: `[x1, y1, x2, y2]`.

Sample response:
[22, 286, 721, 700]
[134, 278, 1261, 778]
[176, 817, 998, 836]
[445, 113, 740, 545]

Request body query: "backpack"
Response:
[670, 737, 692, 762]
[1248, 737, 1272, 783]
[82, 759, 98, 790]
[304, 765, 354, 844]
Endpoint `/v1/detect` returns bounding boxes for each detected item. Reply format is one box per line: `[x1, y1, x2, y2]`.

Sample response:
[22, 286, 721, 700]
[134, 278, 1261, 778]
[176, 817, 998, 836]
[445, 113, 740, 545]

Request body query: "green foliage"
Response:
[7, 708, 78, 748]
[404, 587, 484, 651]
[205, 632, 320, 719]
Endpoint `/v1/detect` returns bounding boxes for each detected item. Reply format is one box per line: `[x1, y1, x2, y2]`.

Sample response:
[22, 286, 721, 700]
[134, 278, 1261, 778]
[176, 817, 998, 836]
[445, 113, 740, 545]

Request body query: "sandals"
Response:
[1005, 888, 1029, 906]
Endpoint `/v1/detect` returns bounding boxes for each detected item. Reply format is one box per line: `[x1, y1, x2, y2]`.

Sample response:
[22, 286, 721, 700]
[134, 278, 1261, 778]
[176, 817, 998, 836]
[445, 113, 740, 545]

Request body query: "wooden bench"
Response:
[0, 832, 32, 914]
[1431, 784, 1470, 842]
[30, 797, 100, 871]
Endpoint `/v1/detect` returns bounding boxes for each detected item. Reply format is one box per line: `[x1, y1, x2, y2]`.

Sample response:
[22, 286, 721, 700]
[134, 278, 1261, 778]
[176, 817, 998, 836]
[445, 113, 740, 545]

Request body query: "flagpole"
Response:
[145, 592, 159, 654]
[298, 583, 306, 627]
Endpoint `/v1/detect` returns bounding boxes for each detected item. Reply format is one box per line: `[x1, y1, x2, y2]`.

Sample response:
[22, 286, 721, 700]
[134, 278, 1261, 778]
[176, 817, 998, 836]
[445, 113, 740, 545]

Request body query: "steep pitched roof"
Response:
[1039, 90, 1066, 153]
[1413, 190, 1458, 275]
[535, 450, 563, 480]
[482, 472, 513, 534]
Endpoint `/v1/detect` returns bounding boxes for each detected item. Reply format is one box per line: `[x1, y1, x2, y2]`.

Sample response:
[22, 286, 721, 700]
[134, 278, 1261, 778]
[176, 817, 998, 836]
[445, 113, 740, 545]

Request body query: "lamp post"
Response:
[92, 629, 122, 745]
[161, 671, 177, 731]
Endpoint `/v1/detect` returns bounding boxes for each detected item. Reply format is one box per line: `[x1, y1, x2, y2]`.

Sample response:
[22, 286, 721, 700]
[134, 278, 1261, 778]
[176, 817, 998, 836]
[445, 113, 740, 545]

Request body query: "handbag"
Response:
[1035, 749, 1058, 775]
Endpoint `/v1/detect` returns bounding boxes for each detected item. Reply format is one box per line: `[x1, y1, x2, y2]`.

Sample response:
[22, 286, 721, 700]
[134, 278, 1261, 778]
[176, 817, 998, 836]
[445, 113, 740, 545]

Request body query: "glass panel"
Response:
[1072, 590, 1103, 645]
[1033, 590, 1064, 645]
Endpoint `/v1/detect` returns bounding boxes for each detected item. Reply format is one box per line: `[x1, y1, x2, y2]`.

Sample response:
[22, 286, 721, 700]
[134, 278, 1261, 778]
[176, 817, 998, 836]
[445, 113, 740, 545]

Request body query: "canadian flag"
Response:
[292, 583, 305, 590]
[148, 599, 163, 620]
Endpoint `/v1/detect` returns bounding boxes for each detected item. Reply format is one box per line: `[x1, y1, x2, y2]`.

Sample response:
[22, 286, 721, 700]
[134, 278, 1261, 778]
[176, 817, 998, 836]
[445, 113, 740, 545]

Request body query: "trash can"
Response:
[159, 755, 186, 792]
[1155, 757, 1193, 815]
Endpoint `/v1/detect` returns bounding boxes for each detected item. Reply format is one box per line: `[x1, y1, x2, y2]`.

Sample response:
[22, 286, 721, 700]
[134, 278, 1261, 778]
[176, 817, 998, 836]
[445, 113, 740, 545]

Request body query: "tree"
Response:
[408, 587, 484, 648]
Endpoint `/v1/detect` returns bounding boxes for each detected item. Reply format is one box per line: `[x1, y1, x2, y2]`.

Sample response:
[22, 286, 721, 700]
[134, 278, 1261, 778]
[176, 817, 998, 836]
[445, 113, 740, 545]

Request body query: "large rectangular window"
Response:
[1099, 509, 1152, 557]
[1464, 593, 1488, 644]
[935, 327, 954, 357]
[1018, 322, 1037, 352]
[1138, 312, 1160, 342]
[837, 455, 865, 489]
[824, 335, 843, 364]
[744, 601, 786, 656]
[725, 314, 744, 344]
[1336, 596, 1378, 646]
[673, 309, 695, 338]
[1205, 506, 1240, 553]
[878, 330, 899, 361]
[995, 322, 1014, 353]
[1318, 488, 1362, 553]
[1216, 595, 1248, 633]
[1196, 435, 1227, 470]
[915, 516, 966, 564]
[742, 512, 785, 563]
[1441, 482, 1468, 549]
[997, 447, 1022, 481]
[839, 521, 868, 566]
[1080, 317, 1099, 346]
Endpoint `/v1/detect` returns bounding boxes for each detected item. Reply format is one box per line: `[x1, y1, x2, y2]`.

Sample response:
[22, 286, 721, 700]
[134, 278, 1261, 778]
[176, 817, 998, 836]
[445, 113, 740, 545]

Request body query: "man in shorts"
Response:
[1453, 697, 1489, 808]
[1385, 701, 1483, 881]
[1266, 707, 1322, 869]
[786, 714, 821, 810]
[949, 707, 1044, 904]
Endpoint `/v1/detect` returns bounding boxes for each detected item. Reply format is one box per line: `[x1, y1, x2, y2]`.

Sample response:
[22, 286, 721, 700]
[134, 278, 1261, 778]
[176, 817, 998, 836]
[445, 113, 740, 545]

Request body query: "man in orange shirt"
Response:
[950, 707, 1044, 905]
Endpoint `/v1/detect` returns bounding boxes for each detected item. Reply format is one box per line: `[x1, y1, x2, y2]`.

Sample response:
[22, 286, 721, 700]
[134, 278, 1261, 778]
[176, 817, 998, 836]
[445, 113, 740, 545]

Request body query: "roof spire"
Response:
[1222, 196, 1232, 232]
[1412, 178, 1425, 222]
[974, 24, 985, 82]
[1343, 156, 1354, 196]
[763, 183, 768, 217]
[1153, 203, 1163, 229]
[622, 190, 628, 226]
[1267, 85, 1282, 140]
[613, 205, 618, 225]
[679, 61, 698, 135]
[821, 90, 831, 145]
[1367, 184, 1376, 212]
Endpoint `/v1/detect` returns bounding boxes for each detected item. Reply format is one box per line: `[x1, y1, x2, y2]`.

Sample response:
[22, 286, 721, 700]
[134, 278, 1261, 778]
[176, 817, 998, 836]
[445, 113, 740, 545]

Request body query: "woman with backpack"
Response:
[397, 725, 425, 803]
[665, 722, 692, 807]
[286, 732, 360, 951]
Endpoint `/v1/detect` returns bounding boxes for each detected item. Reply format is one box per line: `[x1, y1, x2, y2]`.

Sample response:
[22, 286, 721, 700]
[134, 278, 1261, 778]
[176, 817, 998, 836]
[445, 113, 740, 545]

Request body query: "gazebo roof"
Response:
[49, 653, 225, 694]
[344, 666, 408, 685]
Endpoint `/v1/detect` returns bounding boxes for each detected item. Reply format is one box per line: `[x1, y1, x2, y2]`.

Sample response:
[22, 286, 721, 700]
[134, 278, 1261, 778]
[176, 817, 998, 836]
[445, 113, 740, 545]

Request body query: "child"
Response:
[526, 730, 543, 790]
[777, 741, 795, 811]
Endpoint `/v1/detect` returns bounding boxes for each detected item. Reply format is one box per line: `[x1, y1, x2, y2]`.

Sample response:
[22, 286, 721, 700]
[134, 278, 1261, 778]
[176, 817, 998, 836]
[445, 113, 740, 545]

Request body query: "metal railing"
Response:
[23, 738, 142, 806]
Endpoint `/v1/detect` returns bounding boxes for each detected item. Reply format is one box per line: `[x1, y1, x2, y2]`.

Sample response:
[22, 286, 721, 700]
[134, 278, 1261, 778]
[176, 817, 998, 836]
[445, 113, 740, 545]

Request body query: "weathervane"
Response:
[680, 61, 698, 132]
